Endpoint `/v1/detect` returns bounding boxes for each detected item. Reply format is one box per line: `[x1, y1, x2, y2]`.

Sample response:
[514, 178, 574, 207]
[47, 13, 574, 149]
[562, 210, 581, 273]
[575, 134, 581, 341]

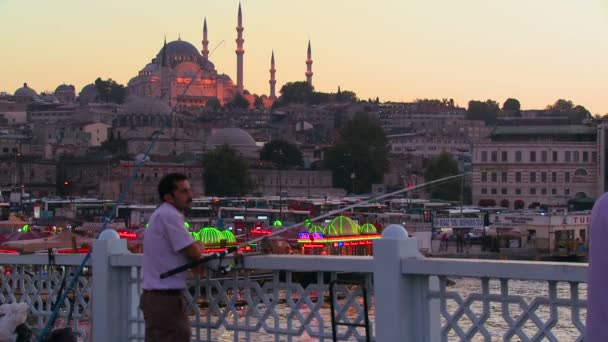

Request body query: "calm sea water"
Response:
[202, 278, 586, 341]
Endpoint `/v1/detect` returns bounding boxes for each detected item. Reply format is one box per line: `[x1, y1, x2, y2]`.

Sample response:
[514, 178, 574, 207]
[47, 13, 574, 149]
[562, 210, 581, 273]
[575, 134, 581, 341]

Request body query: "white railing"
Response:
[0, 225, 589, 341]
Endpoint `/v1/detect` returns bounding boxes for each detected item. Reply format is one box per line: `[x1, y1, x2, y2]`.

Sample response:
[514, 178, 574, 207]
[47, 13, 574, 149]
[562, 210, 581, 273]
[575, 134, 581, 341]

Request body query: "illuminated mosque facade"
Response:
[127, 3, 314, 109]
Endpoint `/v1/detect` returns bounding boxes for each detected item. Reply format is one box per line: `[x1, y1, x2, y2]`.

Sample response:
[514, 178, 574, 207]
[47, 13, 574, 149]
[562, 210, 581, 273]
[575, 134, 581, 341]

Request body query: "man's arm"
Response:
[181, 241, 206, 275]
[182, 240, 204, 261]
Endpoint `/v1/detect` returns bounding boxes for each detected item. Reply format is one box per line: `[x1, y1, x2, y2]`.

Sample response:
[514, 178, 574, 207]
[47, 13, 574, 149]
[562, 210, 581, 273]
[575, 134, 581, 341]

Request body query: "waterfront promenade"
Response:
[0, 224, 588, 341]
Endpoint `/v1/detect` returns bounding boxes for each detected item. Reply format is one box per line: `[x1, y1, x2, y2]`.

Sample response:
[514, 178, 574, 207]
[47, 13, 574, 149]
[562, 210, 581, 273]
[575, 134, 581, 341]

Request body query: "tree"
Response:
[502, 98, 521, 112]
[227, 93, 250, 109]
[100, 137, 127, 155]
[324, 112, 389, 194]
[260, 140, 303, 168]
[254, 95, 264, 109]
[545, 99, 591, 123]
[466, 100, 499, 125]
[423, 153, 461, 201]
[278, 81, 314, 104]
[94, 77, 126, 104]
[335, 87, 358, 103]
[205, 98, 222, 111]
[202, 145, 253, 196]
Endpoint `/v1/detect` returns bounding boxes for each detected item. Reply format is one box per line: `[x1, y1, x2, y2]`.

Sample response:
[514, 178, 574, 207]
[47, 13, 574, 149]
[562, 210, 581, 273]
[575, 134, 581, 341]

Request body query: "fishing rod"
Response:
[37, 65, 205, 342]
[160, 172, 469, 279]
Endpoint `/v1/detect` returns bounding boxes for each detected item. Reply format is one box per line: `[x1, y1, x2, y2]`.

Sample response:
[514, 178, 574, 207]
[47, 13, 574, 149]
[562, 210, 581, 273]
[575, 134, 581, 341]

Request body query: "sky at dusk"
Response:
[2, 0, 608, 113]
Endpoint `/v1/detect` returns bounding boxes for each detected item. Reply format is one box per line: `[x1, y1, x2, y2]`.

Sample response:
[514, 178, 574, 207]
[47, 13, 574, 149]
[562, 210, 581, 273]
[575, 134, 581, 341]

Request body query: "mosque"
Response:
[127, 3, 314, 110]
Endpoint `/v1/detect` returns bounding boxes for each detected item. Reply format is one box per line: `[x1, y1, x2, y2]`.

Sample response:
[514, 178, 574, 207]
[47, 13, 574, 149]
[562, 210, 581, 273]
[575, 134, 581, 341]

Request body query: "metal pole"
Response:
[460, 158, 464, 215]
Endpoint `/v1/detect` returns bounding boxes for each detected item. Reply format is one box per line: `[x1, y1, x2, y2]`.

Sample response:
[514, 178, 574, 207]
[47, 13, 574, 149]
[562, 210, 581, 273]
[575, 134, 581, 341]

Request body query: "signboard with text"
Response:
[434, 218, 484, 229]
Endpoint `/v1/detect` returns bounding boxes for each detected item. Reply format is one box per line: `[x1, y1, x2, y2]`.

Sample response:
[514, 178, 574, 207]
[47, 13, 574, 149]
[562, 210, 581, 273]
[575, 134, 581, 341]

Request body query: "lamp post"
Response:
[275, 149, 284, 220]
[350, 172, 356, 195]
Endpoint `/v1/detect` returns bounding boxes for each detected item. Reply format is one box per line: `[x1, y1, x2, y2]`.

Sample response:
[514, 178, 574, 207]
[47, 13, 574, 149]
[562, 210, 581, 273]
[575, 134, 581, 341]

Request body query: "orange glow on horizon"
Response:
[1, 1, 608, 113]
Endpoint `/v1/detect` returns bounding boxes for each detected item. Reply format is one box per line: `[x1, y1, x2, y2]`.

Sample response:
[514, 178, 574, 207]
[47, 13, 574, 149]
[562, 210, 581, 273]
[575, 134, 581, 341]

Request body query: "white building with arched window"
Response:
[472, 125, 598, 209]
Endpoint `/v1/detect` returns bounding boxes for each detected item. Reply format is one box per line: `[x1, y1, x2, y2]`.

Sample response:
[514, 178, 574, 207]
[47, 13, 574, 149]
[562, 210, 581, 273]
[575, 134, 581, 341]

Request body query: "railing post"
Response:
[92, 232, 131, 342]
[373, 224, 437, 342]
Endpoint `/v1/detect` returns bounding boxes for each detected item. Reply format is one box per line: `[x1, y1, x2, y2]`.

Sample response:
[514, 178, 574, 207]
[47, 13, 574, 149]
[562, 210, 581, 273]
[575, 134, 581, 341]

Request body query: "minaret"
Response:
[269, 51, 277, 99]
[235, 2, 245, 92]
[202, 18, 209, 60]
[305, 40, 313, 86]
[160, 37, 170, 102]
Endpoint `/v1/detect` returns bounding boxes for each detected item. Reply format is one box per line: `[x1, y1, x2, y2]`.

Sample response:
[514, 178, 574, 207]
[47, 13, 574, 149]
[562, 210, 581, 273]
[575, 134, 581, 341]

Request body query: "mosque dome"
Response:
[14, 83, 38, 99]
[55, 84, 75, 93]
[157, 39, 202, 67]
[122, 96, 171, 115]
[79, 84, 100, 104]
[207, 128, 256, 148]
[140, 63, 158, 75]
[217, 74, 232, 82]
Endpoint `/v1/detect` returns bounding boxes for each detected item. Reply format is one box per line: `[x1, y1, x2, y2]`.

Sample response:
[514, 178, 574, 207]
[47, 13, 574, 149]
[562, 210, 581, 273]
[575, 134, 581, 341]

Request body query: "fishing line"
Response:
[37, 61, 204, 341]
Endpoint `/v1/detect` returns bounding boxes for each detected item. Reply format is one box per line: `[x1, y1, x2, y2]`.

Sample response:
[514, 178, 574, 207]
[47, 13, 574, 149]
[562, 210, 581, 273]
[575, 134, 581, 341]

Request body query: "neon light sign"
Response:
[303, 244, 324, 249]
[118, 231, 137, 239]
[251, 229, 272, 235]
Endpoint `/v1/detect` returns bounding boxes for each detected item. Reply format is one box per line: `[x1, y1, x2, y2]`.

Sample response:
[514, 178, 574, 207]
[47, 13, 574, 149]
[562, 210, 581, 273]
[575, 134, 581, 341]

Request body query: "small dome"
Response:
[134, 154, 150, 162]
[309, 225, 324, 234]
[55, 84, 75, 93]
[324, 216, 360, 237]
[79, 84, 100, 104]
[217, 74, 232, 82]
[359, 223, 378, 235]
[207, 128, 256, 148]
[222, 230, 236, 243]
[198, 227, 225, 245]
[122, 96, 170, 115]
[14, 83, 38, 99]
[141, 63, 158, 73]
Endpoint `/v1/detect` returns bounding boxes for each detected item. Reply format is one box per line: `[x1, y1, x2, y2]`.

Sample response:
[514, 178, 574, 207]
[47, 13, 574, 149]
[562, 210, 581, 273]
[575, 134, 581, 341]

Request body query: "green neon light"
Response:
[190, 231, 201, 241]
[184, 221, 190, 229]
[222, 230, 237, 243]
[324, 216, 360, 237]
[309, 225, 324, 234]
[145, 223, 149, 229]
[22, 224, 29, 233]
[359, 223, 377, 234]
[273, 220, 283, 227]
[199, 227, 225, 244]
[304, 218, 312, 227]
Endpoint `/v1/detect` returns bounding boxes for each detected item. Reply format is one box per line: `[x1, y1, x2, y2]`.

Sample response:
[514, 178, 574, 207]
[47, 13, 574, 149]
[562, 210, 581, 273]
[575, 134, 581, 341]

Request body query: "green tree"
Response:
[278, 81, 314, 104]
[466, 100, 499, 125]
[227, 93, 250, 109]
[202, 145, 253, 196]
[205, 98, 222, 111]
[94, 77, 126, 104]
[545, 99, 591, 123]
[423, 153, 461, 201]
[260, 140, 303, 168]
[324, 113, 389, 194]
[100, 137, 127, 155]
[254, 95, 264, 109]
[502, 98, 521, 112]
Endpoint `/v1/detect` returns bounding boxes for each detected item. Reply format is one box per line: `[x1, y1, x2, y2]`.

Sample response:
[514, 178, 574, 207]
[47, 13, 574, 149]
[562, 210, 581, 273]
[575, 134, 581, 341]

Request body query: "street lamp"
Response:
[275, 149, 284, 220]
[350, 172, 356, 194]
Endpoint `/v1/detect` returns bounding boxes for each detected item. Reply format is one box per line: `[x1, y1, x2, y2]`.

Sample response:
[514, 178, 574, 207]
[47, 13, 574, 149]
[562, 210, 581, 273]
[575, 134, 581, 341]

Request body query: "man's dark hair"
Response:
[158, 173, 188, 202]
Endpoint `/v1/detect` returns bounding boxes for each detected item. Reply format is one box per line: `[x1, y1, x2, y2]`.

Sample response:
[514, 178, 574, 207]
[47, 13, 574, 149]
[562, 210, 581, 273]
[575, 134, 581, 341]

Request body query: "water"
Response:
[192, 278, 586, 341]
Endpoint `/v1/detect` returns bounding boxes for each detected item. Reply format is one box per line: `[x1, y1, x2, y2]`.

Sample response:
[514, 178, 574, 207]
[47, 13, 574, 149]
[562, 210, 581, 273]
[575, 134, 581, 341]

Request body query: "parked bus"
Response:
[42, 198, 115, 221]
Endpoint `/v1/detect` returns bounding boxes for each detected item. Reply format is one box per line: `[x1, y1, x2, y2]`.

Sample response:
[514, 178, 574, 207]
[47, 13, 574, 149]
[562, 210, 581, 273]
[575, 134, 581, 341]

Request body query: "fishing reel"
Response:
[207, 244, 245, 276]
